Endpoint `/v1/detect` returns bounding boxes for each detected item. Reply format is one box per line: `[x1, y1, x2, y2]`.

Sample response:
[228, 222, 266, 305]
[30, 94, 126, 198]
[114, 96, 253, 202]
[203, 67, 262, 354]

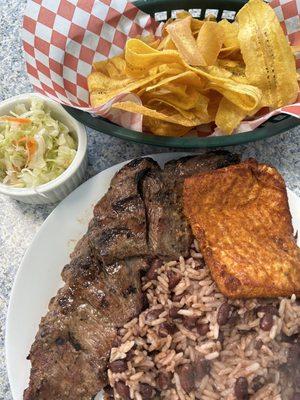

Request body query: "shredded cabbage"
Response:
[0, 99, 77, 188]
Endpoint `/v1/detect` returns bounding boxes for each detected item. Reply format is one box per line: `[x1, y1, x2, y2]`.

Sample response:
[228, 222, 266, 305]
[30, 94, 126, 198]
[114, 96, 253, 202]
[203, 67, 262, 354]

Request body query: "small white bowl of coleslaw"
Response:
[0, 93, 87, 204]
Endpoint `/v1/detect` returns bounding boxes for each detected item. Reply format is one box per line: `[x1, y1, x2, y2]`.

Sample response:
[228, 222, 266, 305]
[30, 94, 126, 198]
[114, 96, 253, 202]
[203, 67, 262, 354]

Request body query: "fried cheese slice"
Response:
[183, 160, 300, 298]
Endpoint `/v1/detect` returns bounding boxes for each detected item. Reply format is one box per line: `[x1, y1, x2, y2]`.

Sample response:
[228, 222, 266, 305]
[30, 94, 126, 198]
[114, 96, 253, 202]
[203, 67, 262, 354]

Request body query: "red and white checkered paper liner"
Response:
[22, 0, 299, 135]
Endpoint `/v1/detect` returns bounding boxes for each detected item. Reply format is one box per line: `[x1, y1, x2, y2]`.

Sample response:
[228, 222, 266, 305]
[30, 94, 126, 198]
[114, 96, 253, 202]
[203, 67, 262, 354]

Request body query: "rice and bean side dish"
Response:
[106, 242, 300, 400]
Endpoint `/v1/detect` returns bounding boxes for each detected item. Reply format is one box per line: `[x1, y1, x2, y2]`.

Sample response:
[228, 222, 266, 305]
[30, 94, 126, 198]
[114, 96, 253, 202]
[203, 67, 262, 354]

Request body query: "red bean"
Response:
[167, 270, 181, 290]
[182, 316, 198, 329]
[194, 358, 210, 380]
[228, 309, 239, 325]
[112, 336, 121, 348]
[104, 385, 114, 397]
[234, 377, 249, 400]
[115, 381, 130, 400]
[259, 313, 273, 331]
[281, 332, 299, 343]
[218, 330, 225, 345]
[125, 348, 135, 361]
[157, 372, 172, 390]
[146, 259, 162, 281]
[173, 293, 184, 302]
[109, 359, 127, 373]
[139, 383, 155, 399]
[252, 375, 266, 392]
[194, 258, 205, 270]
[177, 364, 195, 393]
[146, 308, 163, 322]
[169, 307, 181, 319]
[158, 322, 177, 337]
[217, 302, 231, 326]
[288, 343, 300, 366]
[256, 305, 279, 316]
[196, 322, 210, 336]
[255, 339, 263, 350]
[142, 293, 149, 309]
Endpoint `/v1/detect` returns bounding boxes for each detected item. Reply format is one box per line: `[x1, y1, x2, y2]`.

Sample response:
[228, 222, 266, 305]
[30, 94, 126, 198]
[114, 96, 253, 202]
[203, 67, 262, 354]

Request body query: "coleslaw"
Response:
[0, 99, 77, 188]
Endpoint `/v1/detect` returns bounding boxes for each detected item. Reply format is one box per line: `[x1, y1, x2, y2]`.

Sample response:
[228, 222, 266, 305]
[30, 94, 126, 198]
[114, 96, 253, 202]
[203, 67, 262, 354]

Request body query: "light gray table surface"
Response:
[0, 0, 299, 398]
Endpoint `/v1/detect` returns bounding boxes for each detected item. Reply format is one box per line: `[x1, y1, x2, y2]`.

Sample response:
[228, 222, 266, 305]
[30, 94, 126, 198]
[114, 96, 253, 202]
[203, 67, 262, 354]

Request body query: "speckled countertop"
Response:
[0, 1, 299, 398]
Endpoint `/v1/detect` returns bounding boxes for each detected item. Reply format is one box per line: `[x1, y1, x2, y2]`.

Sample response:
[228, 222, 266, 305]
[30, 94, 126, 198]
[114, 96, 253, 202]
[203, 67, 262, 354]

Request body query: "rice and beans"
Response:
[106, 242, 300, 399]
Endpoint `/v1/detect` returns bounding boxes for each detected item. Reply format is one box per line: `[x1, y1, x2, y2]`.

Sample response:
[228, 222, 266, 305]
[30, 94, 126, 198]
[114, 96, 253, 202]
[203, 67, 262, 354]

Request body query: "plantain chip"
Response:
[144, 91, 211, 122]
[125, 39, 184, 77]
[219, 47, 241, 60]
[206, 65, 233, 79]
[136, 34, 164, 50]
[208, 79, 261, 111]
[112, 101, 205, 126]
[89, 71, 166, 107]
[205, 14, 217, 22]
[197, 21, 224, 66]
[176, 11, 204, 33]
[143, 116, 191, 136]
[88, 72, 132, 92]
[143, 84, 201, 110]
[92, 59, 109, 74]
[157, 35, 177, 51]
[218, 20, 239, 48]
[206, 91, 223, 120]
[146, 71, 205, 92]
[215, 97, 248, 134]
[156, 63, 186, 76]
[217, 59, 242, 69]
[191, 18, 205, 33]
[237, 0, 298, 108]
[148, 39, 161, 49]
[184, 63, 262, 112]
[166, 17, 206, 66]
[162, 18, 175, 37]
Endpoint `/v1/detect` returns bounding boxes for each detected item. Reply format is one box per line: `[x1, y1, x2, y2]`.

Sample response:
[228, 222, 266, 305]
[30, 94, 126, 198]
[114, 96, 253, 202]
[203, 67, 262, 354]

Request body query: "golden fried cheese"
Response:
[183, 160, 300, 298]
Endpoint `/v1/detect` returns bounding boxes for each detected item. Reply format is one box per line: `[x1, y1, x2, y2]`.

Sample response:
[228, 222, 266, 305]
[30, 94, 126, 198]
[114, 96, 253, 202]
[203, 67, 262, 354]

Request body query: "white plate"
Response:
[5, 153, 300, 400]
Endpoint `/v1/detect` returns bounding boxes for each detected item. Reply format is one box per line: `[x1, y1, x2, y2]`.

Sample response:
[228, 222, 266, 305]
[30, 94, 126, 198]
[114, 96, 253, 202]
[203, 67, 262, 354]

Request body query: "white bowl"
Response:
[0, 93, 88, 204]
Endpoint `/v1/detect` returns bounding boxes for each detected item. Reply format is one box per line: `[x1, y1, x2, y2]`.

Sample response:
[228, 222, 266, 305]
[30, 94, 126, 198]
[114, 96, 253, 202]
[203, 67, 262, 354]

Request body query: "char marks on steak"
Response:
[24, 152, 239, 399]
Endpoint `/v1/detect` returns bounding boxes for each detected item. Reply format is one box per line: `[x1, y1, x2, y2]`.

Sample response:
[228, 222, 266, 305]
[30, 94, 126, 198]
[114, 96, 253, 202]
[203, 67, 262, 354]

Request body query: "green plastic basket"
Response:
[64, 0, 299, 148]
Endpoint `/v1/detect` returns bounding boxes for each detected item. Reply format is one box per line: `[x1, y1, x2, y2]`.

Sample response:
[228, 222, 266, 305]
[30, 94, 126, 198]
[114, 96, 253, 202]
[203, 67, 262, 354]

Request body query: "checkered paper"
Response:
[22, 0, 299, 135]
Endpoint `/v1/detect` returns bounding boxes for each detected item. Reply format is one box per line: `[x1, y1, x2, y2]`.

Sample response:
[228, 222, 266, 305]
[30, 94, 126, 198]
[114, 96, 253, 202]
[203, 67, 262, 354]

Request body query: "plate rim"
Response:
[5, 152, 300, 399]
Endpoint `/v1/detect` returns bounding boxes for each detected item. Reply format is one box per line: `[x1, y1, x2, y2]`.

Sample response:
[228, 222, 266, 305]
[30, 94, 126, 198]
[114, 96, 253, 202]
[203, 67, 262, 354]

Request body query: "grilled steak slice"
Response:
[143, 152, 240, 259]
[24, 158, 157, 400]
[24, 257, 146, 400]
[89, 157, 159, 265]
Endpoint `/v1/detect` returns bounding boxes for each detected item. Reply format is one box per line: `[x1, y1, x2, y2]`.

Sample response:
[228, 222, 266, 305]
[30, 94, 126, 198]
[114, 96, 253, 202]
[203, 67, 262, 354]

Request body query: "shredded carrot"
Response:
[0, 116, 31, 124]
[14, 136, 37, 162]
[26, 139, 36, 161]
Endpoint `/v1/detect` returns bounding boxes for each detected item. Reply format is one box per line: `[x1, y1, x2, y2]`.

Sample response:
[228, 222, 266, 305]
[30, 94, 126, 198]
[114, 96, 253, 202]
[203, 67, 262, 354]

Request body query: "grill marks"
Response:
[24, 152, 239, 400]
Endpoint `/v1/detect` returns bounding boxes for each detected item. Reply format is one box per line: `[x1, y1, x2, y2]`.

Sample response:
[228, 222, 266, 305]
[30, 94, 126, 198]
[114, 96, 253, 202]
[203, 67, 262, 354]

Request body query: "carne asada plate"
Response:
[5, 153, 300, 400]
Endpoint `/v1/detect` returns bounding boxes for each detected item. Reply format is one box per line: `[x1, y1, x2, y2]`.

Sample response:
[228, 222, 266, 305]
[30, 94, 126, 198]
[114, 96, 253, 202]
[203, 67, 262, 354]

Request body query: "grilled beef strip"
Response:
[24, 158, 158, 400]
[24, 152, 239, 399]
[143, 151, 240, 260]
